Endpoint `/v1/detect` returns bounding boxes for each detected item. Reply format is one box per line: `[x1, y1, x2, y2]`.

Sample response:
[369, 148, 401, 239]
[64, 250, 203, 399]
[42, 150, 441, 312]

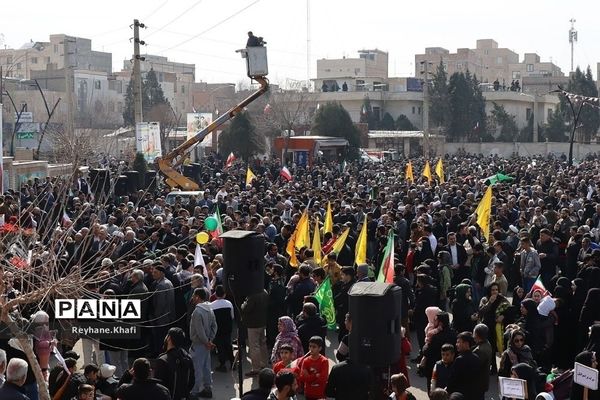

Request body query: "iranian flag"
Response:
[225, 152, 236, 168]
[210, 208, 224, 247]
[376, 230, 395, 283]
[528, 276, 550, 297]
[280, 166, 292, 181]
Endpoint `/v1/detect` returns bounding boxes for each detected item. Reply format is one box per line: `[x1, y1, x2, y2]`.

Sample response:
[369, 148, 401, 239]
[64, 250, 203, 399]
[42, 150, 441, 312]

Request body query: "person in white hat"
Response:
[95, 363, 118, 399]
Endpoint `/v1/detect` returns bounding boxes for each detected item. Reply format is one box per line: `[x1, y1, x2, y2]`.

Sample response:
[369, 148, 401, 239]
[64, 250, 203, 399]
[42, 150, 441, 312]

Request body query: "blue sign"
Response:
[296, 151, 308, 167]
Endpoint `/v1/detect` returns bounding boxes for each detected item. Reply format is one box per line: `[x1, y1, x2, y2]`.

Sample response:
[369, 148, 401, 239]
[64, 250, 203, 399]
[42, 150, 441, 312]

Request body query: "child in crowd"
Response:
[299, 336, 329, 400]
[273, 344, 300, 378]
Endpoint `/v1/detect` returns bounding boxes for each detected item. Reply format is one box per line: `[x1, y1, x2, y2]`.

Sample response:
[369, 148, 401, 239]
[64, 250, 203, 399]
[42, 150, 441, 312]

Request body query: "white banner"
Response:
[135, 122, 162, 163]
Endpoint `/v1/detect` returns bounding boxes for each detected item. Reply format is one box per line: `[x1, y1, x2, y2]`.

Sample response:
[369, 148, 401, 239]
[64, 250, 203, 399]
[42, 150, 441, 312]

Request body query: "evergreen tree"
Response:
[359, 97, 378, 129]
[448, 72, 471, 142]
[380, 112, 395, 130]
[543, 108, 568, 142]
[429, 60, 451, 129]
[218, 112, 265, 161]
[395, 114, 417, 131]
[122, 69, 168, 127]
[561, 66, 600, 143]
[312, 102, 360, 159]
[132, 152, 148, 175]
[468, 73, 487, 140]
[490, 102, 519, 141]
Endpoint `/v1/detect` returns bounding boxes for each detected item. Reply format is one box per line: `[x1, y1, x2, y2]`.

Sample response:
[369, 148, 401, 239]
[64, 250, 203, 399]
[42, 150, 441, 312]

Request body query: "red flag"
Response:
[225, 152, 236, 168]
[528, 276, 550, 297]
[280, 166, 292, 181]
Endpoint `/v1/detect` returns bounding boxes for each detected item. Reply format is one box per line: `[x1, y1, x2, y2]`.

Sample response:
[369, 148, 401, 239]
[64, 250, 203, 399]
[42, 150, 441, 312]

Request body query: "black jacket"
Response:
[115, 378, 171, 400]
[154, 347, 195, 400]
[447, 350, 482, 399]
[325, 360, 372, 400]
[297, 315, 327, 353]
[241, 388, 271, 400]
[423, 327, 457, 376]
[0, 382, 30, 400]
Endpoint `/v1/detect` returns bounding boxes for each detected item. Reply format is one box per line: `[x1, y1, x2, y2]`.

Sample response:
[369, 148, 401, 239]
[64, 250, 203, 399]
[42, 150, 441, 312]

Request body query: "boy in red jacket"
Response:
[273, 344, 300, 377]
[299, 336, 329, 400]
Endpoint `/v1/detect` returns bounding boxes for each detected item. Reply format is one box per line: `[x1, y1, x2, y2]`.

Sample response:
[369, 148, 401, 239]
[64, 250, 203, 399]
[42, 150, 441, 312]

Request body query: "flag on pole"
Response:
[322, 228, 350, 263]
[324, 201, 333, 234]
[376, 230, 395, 283]
[246, 167, 256, 186]
[209, 208, 224, 246]
[295, 210, 310, 250]
[355, 215, 368, 265]
[405, 161, 414, 183]
[286, 229, 299, 268]
[312, 218, 322, 265]
[435, 158, 445, 183]
[475, 186, 493, 242]
[423, 161, 432, 183]
[225, 152, 236, 168]
[194, 244, 208, 280]
[528, 275, 550, 297]
[314, 276, 337, 329]
[280, 166, 292, 181]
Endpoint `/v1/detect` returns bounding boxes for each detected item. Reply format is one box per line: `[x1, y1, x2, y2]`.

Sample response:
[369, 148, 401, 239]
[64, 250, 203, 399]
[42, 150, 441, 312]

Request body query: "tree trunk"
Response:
[2, 314, 50, 400]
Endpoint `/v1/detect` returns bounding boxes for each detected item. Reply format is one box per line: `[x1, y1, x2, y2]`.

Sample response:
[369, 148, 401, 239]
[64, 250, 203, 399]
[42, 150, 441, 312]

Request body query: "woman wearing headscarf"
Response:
[479, 282, 510, 372]
[270, 316, 304, 363]
[572, 278, 588, 321]
[518, 298, 544, 358]
[585, 324, 600, 354]
[579, 288, 600, 352]
[570, 351, 600, 400]
[499, 329, 536, 377]
[553, 284, 576, 369]
[511, 363, 538, 400]
[451, 284, 478, 334]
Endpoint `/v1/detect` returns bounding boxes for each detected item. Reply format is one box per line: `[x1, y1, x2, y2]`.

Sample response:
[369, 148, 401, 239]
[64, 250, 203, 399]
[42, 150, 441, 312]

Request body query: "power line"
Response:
[143, 0, 171, 21]
[145, 0, 204, 39]
[158, 0, 261, 53]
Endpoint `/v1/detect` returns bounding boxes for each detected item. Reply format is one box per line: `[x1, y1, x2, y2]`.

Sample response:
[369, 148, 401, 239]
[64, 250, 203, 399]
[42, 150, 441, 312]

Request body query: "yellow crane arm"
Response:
[157, 76, 269, 190]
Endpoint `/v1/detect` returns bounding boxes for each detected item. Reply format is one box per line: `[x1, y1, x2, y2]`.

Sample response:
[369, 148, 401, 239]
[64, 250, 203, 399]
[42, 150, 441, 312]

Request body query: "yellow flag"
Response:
[423, 161, 432, 183]
[295, 210, 310, 250]
[435, 158, 445, 183]
[286, 228, 299, 267]
[355, 215, 368, 265]
[324, 201, 333, 234]
[312, 218, 322, 265]
[325, 228, 350, 261]
[246, 167, 256, 186]
[475, 186, 493, 242]
[406, 161, 414, 183]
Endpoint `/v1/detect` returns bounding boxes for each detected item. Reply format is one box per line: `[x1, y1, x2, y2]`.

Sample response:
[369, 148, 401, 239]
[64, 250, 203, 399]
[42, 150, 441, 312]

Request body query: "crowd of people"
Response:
[1, 152, 600, 400]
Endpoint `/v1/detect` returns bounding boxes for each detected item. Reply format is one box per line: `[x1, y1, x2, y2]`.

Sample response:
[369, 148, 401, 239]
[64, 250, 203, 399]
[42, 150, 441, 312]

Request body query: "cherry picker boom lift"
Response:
[157, 45, 269, 190]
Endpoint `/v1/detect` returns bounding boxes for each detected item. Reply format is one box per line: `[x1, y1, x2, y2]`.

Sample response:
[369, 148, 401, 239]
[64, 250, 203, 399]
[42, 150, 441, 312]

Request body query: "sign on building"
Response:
[186, 113, 213, 142]
[136, 122, 162, 163]
[15, 112, 33, 123]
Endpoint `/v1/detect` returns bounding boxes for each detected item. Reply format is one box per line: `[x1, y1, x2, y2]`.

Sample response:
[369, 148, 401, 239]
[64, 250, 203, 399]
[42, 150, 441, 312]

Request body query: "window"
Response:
[94, 80, 101, 90]
[6, 56, 12, 64]
[526, 64, 534, 72]
[496, 56, 503, 64]
[547, 108, 552, 120]
[442, 62, 448, 71]
[16, 63, 21, 69]
[54, 44, 58, 53]
[418, 107, 422, 115]
[456, 62, 463, 70]
[372, 106, 381, 121]
[31, 57, 38, 64]
[324, 68, 331, 72]
[46, 57, 51, 64]
[526, 108, 532, 121]
[174, 84, 177, 93]
[412, 106, 416, 114]
[512, 71, 521, 79]
[181, 85, 185, 94]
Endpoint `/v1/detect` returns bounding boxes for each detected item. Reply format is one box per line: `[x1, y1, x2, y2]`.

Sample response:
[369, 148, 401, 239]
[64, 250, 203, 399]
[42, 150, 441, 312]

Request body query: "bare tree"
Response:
[146, 102, 182, 154]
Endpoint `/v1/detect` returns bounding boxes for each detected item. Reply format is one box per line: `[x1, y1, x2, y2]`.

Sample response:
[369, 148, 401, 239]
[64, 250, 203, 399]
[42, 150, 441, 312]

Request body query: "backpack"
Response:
[172, 349, 195, 399]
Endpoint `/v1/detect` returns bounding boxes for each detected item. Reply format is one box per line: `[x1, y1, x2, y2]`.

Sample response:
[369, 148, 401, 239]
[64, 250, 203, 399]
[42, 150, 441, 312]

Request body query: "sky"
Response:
[2, 0, 599, 87]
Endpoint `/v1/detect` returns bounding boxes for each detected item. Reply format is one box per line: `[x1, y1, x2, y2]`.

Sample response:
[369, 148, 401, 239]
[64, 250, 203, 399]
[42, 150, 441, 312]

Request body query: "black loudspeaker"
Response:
[89, 169, 110, 195]
[348, 282, 402, 366]
[183, 165, 195, 179]
[145, 170, 157, 191]
[114, 175, 129, 197]
[124, 171, 141, 192]
[221, 230, 265, 302]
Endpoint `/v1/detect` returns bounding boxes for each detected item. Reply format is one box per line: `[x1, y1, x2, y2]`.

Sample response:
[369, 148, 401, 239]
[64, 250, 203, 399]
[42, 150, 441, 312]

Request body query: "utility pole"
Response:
[63, 36, 75, 138]
[421, 61, 432, 158]
[306, 0, 311, 88]
[133, 19, 146, 125]
[569, 18, 577, 73]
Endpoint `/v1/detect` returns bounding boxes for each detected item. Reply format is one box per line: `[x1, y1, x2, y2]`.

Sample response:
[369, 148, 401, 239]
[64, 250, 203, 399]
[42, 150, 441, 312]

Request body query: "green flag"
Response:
[314, 276, 336, 329]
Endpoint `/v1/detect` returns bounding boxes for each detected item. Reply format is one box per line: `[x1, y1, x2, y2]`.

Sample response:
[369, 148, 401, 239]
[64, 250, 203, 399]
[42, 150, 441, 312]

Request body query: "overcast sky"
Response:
[2, 0, 599, 86]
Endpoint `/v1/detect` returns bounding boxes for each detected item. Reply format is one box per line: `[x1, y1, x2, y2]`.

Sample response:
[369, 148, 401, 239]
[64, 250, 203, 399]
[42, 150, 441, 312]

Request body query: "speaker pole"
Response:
[237, 321, 245, 399]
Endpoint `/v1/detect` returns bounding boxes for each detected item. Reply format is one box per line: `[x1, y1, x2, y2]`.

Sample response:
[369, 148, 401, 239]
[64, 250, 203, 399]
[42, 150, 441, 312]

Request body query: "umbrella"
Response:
[484, 173, 514, 185]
